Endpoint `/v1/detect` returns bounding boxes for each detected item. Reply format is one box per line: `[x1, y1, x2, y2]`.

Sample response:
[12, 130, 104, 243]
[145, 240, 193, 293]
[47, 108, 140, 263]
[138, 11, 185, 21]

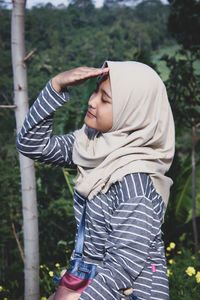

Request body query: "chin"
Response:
[84, 117, 95, 129]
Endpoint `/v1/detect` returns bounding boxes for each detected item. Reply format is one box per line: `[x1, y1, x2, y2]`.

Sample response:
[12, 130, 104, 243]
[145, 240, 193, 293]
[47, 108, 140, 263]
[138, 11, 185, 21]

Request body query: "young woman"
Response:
[16, 61, 175, 300]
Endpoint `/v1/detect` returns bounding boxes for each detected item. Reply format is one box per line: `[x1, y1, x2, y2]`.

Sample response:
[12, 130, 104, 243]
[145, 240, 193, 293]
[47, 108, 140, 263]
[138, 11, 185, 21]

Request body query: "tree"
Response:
[11, 0, 39, 299]
[168, 0, 200, 51]
[166, 0, 200, 254]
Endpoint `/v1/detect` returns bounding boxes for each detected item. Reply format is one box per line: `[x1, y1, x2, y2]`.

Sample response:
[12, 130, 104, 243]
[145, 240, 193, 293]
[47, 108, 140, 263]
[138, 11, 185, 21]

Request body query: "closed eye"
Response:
[102, 98, 110, 103]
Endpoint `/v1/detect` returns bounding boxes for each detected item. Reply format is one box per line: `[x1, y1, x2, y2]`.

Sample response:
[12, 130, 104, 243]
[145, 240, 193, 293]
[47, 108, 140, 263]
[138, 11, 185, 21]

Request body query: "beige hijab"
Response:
[72, 61, 175, 206]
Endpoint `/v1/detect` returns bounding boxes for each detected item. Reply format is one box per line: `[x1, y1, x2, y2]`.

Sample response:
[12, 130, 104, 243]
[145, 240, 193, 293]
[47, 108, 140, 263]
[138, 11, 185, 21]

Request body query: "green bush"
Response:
[166, 242, 200, 299]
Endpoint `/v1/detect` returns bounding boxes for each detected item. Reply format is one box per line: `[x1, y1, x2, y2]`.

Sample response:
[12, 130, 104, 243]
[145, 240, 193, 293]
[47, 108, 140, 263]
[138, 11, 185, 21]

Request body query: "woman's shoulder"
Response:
[109, 173, 166, 219]
[110, 173, 151, 200]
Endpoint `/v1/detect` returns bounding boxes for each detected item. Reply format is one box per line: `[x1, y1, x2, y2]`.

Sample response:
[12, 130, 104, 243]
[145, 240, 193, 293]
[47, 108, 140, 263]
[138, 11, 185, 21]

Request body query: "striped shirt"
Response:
[16, 81, 169, 300]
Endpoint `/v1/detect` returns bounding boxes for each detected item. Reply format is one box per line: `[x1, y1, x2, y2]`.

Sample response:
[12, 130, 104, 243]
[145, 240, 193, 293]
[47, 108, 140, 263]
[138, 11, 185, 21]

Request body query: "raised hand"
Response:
[51, 66, 109, 93]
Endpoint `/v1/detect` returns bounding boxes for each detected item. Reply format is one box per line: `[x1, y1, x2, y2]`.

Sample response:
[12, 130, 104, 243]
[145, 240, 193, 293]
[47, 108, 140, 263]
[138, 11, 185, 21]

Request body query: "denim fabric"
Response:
[129, 294, 141, 300]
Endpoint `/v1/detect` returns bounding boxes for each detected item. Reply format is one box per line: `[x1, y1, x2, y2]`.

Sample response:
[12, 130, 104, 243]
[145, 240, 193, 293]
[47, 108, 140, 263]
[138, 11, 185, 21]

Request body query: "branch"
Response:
[196, 122, 200, 128]
[0, 105, 17, 109]
[11, 220, 24, 264]
[24, 50, 35, 63]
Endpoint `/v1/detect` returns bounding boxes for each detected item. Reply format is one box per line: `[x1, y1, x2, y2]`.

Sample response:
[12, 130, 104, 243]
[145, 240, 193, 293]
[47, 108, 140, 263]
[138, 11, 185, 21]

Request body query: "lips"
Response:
[87, 110, 96, 118]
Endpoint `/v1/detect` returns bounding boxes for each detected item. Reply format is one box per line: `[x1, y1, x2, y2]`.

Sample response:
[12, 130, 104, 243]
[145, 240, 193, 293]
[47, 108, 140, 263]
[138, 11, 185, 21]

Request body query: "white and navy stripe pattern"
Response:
[16, 82, 169, 300]
[16, 81, 75, 168]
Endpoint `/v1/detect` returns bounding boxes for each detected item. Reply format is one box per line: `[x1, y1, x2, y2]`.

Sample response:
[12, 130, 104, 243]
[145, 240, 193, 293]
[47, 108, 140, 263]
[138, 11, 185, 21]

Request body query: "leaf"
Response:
[175, 163, 200, 224]
[62, 168, 77, 196]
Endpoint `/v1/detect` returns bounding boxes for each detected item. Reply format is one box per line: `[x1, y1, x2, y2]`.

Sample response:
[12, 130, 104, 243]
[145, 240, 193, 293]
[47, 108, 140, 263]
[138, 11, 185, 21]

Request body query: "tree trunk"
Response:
[11, 0, 39, 299]
[191, 125, 198, 255]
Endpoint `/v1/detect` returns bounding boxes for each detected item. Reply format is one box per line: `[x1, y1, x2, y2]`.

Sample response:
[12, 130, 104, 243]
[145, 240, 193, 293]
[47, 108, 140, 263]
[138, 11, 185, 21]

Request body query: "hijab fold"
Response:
[72, 61, 175, 206]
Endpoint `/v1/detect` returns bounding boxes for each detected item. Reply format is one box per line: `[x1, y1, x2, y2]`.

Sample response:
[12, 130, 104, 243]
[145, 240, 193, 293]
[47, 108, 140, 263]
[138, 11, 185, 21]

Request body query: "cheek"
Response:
[109, 108, 113, 125]
[104, 107, 113, 126]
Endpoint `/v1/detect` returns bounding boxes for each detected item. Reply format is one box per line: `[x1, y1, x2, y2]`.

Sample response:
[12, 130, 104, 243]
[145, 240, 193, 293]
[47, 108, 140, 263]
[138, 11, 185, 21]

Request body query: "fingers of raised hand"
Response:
[71, 67, 109, 82]
[52, 67, 109, 92]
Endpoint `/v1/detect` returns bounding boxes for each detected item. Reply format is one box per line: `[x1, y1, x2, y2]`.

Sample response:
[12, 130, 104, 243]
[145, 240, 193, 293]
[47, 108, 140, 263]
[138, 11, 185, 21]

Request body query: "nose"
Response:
[88, 92, 98, 108]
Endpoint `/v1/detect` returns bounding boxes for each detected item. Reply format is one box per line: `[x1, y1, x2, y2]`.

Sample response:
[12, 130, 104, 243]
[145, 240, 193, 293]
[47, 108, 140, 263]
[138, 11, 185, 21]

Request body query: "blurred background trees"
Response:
[162, 0, 200, 255]
[0, 0, 199, 298]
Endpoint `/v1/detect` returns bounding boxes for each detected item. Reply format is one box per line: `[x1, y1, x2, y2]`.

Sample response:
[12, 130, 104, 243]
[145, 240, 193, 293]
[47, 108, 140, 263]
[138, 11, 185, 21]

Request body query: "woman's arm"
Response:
[16, 67, 109, 167]
[16, 80, 75, 167]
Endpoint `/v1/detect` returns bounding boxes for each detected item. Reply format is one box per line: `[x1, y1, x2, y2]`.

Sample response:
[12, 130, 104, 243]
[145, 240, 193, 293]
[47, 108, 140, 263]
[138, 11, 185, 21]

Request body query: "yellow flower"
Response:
[55, 263, 60, 268]
[186, 266, 196, 276]
[0, 286, 3, 292]
[40, 265, 44, 269]
[4, 298, 8, 300]
[166, 253, 170, 257]
[166, 247, 171, 251]
[49, 271, 54, 277]
[177, 251, 182, 254]
[41, 298, 47, 300]
[168, 259, 175, 265]
[191, 255, 195, 260]
[196, 271, 200, 283]
[167, 269, 173, 277]
[169, 242, 176, 249]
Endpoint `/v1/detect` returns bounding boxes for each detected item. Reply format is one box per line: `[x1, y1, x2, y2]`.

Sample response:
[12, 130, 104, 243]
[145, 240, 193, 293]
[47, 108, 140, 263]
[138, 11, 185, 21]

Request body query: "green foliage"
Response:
[39, 264, 58, 297]
[63, 168, 77, 196]
[175, 150, 200, 223]
[160, 46, 200, 251]
[35, 163, 76, 266]
[0, 107, 24, 299]
[161, 46, 200, 228]
[0, 8, 13, 106]
[165, 242, 200, 299]
[162, 50, 200, 127]
[168, 0, 200, 51]
[152, 44, 180, 81]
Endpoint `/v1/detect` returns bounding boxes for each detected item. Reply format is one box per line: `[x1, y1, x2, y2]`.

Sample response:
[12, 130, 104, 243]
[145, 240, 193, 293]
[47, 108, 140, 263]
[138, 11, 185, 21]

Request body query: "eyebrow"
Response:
[102, 89, 112, 99]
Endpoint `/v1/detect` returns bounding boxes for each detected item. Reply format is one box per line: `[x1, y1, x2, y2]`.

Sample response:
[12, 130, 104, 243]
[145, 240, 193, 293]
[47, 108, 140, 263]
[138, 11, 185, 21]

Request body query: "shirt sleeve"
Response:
[79, 196, 161, 300]
[16, 80, 76, 168]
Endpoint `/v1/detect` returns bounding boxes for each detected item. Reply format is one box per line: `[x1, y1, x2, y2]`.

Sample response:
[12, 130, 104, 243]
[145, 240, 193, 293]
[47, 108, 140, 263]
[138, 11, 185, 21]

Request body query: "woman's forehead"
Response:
[100, 76, 111, 94]
[97, 73, 109, 85]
